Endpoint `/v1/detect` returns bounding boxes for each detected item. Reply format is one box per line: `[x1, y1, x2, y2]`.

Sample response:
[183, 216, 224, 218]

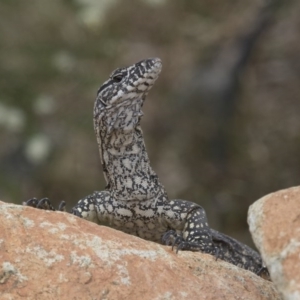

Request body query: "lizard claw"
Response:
[175, 240, 187, 253]
[37, 198, 55, 210]
[71, 207, 83, 217]
[24, 198, 39, 208]
[172, 235, 184, 252]
[58, 201, 66, 211]
[214, 247, 224, 261]
[162, 230, 176, 245]
[162, 230, 189, 253]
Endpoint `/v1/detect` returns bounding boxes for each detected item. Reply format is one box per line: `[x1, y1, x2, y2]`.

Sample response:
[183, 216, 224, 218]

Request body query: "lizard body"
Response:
[26, 58, 268, 278]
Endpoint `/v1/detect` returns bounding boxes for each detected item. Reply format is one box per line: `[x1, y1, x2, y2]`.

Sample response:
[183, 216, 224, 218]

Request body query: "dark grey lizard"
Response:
[25, 58, 269, 279]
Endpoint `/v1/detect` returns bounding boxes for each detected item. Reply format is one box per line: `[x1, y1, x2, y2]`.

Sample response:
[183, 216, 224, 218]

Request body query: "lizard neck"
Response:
[93, 58, 164, 201]
[97, 123, 166, 201]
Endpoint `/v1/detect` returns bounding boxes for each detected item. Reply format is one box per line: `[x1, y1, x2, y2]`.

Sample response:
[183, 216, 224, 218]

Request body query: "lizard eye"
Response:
[112, 74, 123, 82]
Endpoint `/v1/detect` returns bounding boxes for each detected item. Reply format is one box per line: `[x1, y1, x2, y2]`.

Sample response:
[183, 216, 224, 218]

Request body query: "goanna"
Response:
[26, 58, 268, 278]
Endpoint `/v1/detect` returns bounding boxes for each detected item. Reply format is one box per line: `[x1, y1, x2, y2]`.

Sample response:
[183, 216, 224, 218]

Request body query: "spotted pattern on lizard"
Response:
[25, 58, 269, 278]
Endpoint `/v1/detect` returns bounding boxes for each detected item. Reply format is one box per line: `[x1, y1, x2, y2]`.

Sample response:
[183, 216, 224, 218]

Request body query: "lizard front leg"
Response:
[162, 200, 218, 256]
[161, 199, 269, 278]
[24, 192, 101, 224]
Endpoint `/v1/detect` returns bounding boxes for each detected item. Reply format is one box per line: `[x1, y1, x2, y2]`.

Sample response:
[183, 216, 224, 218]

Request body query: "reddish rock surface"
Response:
[0, 200, 280, 300]
[248, 186, 300, 300]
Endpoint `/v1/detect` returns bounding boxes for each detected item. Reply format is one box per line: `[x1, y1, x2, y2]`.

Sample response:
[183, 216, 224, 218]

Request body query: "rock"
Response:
[248, 186, 300, 300]
[0, 201, 280, 300]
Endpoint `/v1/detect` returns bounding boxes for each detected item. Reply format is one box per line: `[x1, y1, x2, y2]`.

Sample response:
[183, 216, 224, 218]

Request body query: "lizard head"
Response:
[94, 58, 162, 135]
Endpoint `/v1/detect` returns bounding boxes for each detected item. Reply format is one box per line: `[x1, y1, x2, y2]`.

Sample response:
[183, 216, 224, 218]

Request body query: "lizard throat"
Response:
[98, 124, 166, 201]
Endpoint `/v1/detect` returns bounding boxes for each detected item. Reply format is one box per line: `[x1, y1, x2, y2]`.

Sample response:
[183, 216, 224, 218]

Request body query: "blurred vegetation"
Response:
[1, 0, 299, 246]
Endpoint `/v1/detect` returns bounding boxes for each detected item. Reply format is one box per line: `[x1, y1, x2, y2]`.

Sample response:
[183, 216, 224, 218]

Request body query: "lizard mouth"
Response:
[131, 58, 162, 92]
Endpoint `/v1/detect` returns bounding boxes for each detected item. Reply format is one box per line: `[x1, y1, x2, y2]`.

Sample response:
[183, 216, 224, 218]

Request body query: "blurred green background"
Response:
[1, 0, 299, 246]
